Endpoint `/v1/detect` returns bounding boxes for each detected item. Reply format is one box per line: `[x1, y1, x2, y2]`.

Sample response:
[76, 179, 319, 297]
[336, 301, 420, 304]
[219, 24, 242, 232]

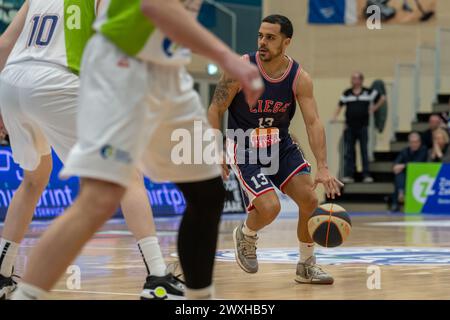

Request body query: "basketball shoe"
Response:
[233, 222, 258, 273]
[295, 256, 334, 284]
[140, 264, 185, 300]
[0, 273, 18, 300]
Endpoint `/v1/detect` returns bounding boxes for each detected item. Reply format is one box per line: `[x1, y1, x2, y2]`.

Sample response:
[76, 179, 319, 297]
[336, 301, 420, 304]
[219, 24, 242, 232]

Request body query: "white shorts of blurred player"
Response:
[60, 34, 221, 187]
[0, 61, 79, 171]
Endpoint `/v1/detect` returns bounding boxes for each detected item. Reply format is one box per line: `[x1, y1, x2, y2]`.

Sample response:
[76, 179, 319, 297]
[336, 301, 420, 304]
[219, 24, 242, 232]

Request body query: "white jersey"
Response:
[94, 0, 203, 66]
[6, 0, 98, 74]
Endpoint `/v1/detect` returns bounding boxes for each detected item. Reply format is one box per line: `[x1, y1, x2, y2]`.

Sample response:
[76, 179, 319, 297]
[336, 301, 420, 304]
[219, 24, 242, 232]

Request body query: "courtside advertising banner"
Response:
[405, 163, 450, 214]
[0, 146, 245, 221]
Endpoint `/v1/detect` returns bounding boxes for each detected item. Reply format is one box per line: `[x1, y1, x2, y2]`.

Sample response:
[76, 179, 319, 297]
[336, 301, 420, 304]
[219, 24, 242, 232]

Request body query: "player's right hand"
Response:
[221, 53, 264, 106]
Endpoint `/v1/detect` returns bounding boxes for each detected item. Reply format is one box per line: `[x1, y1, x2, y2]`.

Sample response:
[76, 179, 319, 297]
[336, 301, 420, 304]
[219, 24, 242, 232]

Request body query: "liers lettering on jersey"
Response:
[249, 100, 291, 114]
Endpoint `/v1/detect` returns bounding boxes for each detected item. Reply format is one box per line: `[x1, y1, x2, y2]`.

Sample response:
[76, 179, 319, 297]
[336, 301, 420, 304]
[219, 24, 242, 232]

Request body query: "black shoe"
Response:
[140, 273, 185, 300]
[0, 274, 18, 300]
[391, 204, 402, 213]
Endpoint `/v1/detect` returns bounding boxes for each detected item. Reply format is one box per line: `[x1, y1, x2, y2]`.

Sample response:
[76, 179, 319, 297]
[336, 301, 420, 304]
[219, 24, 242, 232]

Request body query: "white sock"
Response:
[0, 238, 19, 277]
[299, 242, 315, 263]
[242, 222, 257, 237]
[185, 285, 214, 300]
[11, 282, 47, 300]
[137, 236, 167, 277]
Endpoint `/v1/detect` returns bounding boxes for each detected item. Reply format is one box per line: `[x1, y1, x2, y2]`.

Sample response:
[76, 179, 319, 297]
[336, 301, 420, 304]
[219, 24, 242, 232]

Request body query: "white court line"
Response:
[366, 221, 450, 227]
[52, 289, 137, 297]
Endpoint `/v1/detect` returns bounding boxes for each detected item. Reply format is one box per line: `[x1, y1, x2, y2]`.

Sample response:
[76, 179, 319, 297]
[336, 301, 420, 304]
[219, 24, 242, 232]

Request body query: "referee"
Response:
[332, 72, 386, 183]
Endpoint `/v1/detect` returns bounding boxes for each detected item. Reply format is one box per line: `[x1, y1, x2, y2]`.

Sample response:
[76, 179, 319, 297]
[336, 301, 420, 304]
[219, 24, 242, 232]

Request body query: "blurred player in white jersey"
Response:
[0, 0, 184, 300]
[11, 0, 263, 300]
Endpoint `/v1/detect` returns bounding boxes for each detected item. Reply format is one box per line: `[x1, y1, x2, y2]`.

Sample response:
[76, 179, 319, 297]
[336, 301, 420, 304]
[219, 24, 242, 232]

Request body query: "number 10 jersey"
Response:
[6, 0, 97, 75]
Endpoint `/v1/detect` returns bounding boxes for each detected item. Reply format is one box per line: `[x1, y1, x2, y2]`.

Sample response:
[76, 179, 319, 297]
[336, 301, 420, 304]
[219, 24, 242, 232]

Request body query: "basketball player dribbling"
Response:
[0, 0, 188, 300]
[10, 0, 263, 300]
[208, 15, 343, 284]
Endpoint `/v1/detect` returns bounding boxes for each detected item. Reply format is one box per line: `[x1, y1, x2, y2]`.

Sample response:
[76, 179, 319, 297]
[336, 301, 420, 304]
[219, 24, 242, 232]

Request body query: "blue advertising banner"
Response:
[0, 146, 245, 221]
[308, 0, 348, 24]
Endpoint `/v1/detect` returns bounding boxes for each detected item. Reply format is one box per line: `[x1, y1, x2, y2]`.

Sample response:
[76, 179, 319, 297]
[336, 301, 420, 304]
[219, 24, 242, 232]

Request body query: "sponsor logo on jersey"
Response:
[100, 145, 132, 164]
[215, 247, 450, 265]
[163, 37, 178, 57]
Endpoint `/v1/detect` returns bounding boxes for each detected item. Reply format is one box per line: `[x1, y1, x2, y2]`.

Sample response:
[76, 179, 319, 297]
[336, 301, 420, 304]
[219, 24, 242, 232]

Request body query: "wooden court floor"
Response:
[3, 213, 450, 300]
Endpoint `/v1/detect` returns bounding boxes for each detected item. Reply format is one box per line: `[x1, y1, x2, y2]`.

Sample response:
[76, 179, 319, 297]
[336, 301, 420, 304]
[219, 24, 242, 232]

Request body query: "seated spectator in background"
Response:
[428, 128, 450, 163]
[392, 132, 428, 212]
[421, 114, 444, 149]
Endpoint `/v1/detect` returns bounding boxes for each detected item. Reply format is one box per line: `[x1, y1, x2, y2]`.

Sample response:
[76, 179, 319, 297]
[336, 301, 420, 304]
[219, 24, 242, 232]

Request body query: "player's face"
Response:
[258, 23, 290, 62]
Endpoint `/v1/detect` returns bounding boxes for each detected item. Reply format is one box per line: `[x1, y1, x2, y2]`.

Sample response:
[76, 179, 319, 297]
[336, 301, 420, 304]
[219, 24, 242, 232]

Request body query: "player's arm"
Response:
[0, 0, 29, 72]
[95, 0, 108, 16]
[296, 70, 344, 199]
[208, 73, 240, 131]
[206, 72, 240, 179]
[140, 0, 263, 106]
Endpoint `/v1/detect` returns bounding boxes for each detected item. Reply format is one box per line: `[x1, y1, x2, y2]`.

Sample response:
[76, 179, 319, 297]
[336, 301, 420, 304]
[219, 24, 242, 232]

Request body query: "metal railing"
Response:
[416, 45, 436, 112]
[368, 111, 375, 162]
[389, 40, 440, 139]
[392, 63, 418, 130]
[326, 121, 346, 178]
[203, 0, 237, 51]
[435, 27, 450, 97]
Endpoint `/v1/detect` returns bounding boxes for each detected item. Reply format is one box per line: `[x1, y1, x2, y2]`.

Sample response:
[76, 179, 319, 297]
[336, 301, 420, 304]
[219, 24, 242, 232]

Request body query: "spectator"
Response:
[391, 132, 428, 212]
[428, 128, 450, 163]
[421, 114, 443, 150]
[332, 72, 386, 183]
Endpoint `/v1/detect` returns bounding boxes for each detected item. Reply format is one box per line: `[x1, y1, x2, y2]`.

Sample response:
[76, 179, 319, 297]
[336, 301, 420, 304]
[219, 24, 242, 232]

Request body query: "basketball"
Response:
[308, 203, 352, 248]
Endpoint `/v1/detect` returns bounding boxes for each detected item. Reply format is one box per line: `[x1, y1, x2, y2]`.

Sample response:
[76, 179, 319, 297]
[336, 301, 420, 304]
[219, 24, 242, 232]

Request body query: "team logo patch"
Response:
[100, 145, 132, 164]
[163, 37, 181, 57]
[214, 247, 450, 265]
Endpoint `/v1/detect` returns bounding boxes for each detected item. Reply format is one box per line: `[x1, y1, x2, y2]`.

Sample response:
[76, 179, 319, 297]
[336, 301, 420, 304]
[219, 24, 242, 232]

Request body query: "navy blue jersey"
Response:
[227, 52, 301, 145]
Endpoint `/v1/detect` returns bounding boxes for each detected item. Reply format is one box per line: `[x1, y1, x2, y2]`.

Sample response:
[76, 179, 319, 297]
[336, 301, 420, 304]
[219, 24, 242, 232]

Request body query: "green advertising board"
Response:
[405, 163, 450, 214]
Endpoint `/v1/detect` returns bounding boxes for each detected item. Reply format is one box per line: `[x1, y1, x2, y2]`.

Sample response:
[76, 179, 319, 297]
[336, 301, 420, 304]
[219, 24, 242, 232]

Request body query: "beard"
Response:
[258, 46, 283, 62]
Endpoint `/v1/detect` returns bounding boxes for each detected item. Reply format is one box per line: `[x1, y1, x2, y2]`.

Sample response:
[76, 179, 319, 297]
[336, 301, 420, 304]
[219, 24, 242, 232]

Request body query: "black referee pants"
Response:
[343, 125, 370, 178]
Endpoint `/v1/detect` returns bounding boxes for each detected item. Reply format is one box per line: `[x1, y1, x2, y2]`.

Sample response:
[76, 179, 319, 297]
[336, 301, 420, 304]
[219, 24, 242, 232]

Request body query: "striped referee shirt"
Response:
[339, 87, 380, 127]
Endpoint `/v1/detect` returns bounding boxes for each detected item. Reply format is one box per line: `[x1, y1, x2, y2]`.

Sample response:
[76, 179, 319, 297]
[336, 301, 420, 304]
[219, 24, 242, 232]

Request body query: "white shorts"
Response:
[0, 61, 79, 171]
[61, 34, 221, 187]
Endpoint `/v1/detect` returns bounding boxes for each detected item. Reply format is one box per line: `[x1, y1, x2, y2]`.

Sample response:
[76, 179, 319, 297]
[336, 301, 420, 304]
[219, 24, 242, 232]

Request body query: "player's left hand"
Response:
[312, 166, 344, 200]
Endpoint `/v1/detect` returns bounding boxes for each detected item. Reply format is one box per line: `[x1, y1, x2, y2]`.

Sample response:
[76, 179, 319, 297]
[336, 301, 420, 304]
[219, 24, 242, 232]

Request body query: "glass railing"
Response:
[435, 27, 450, 97]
